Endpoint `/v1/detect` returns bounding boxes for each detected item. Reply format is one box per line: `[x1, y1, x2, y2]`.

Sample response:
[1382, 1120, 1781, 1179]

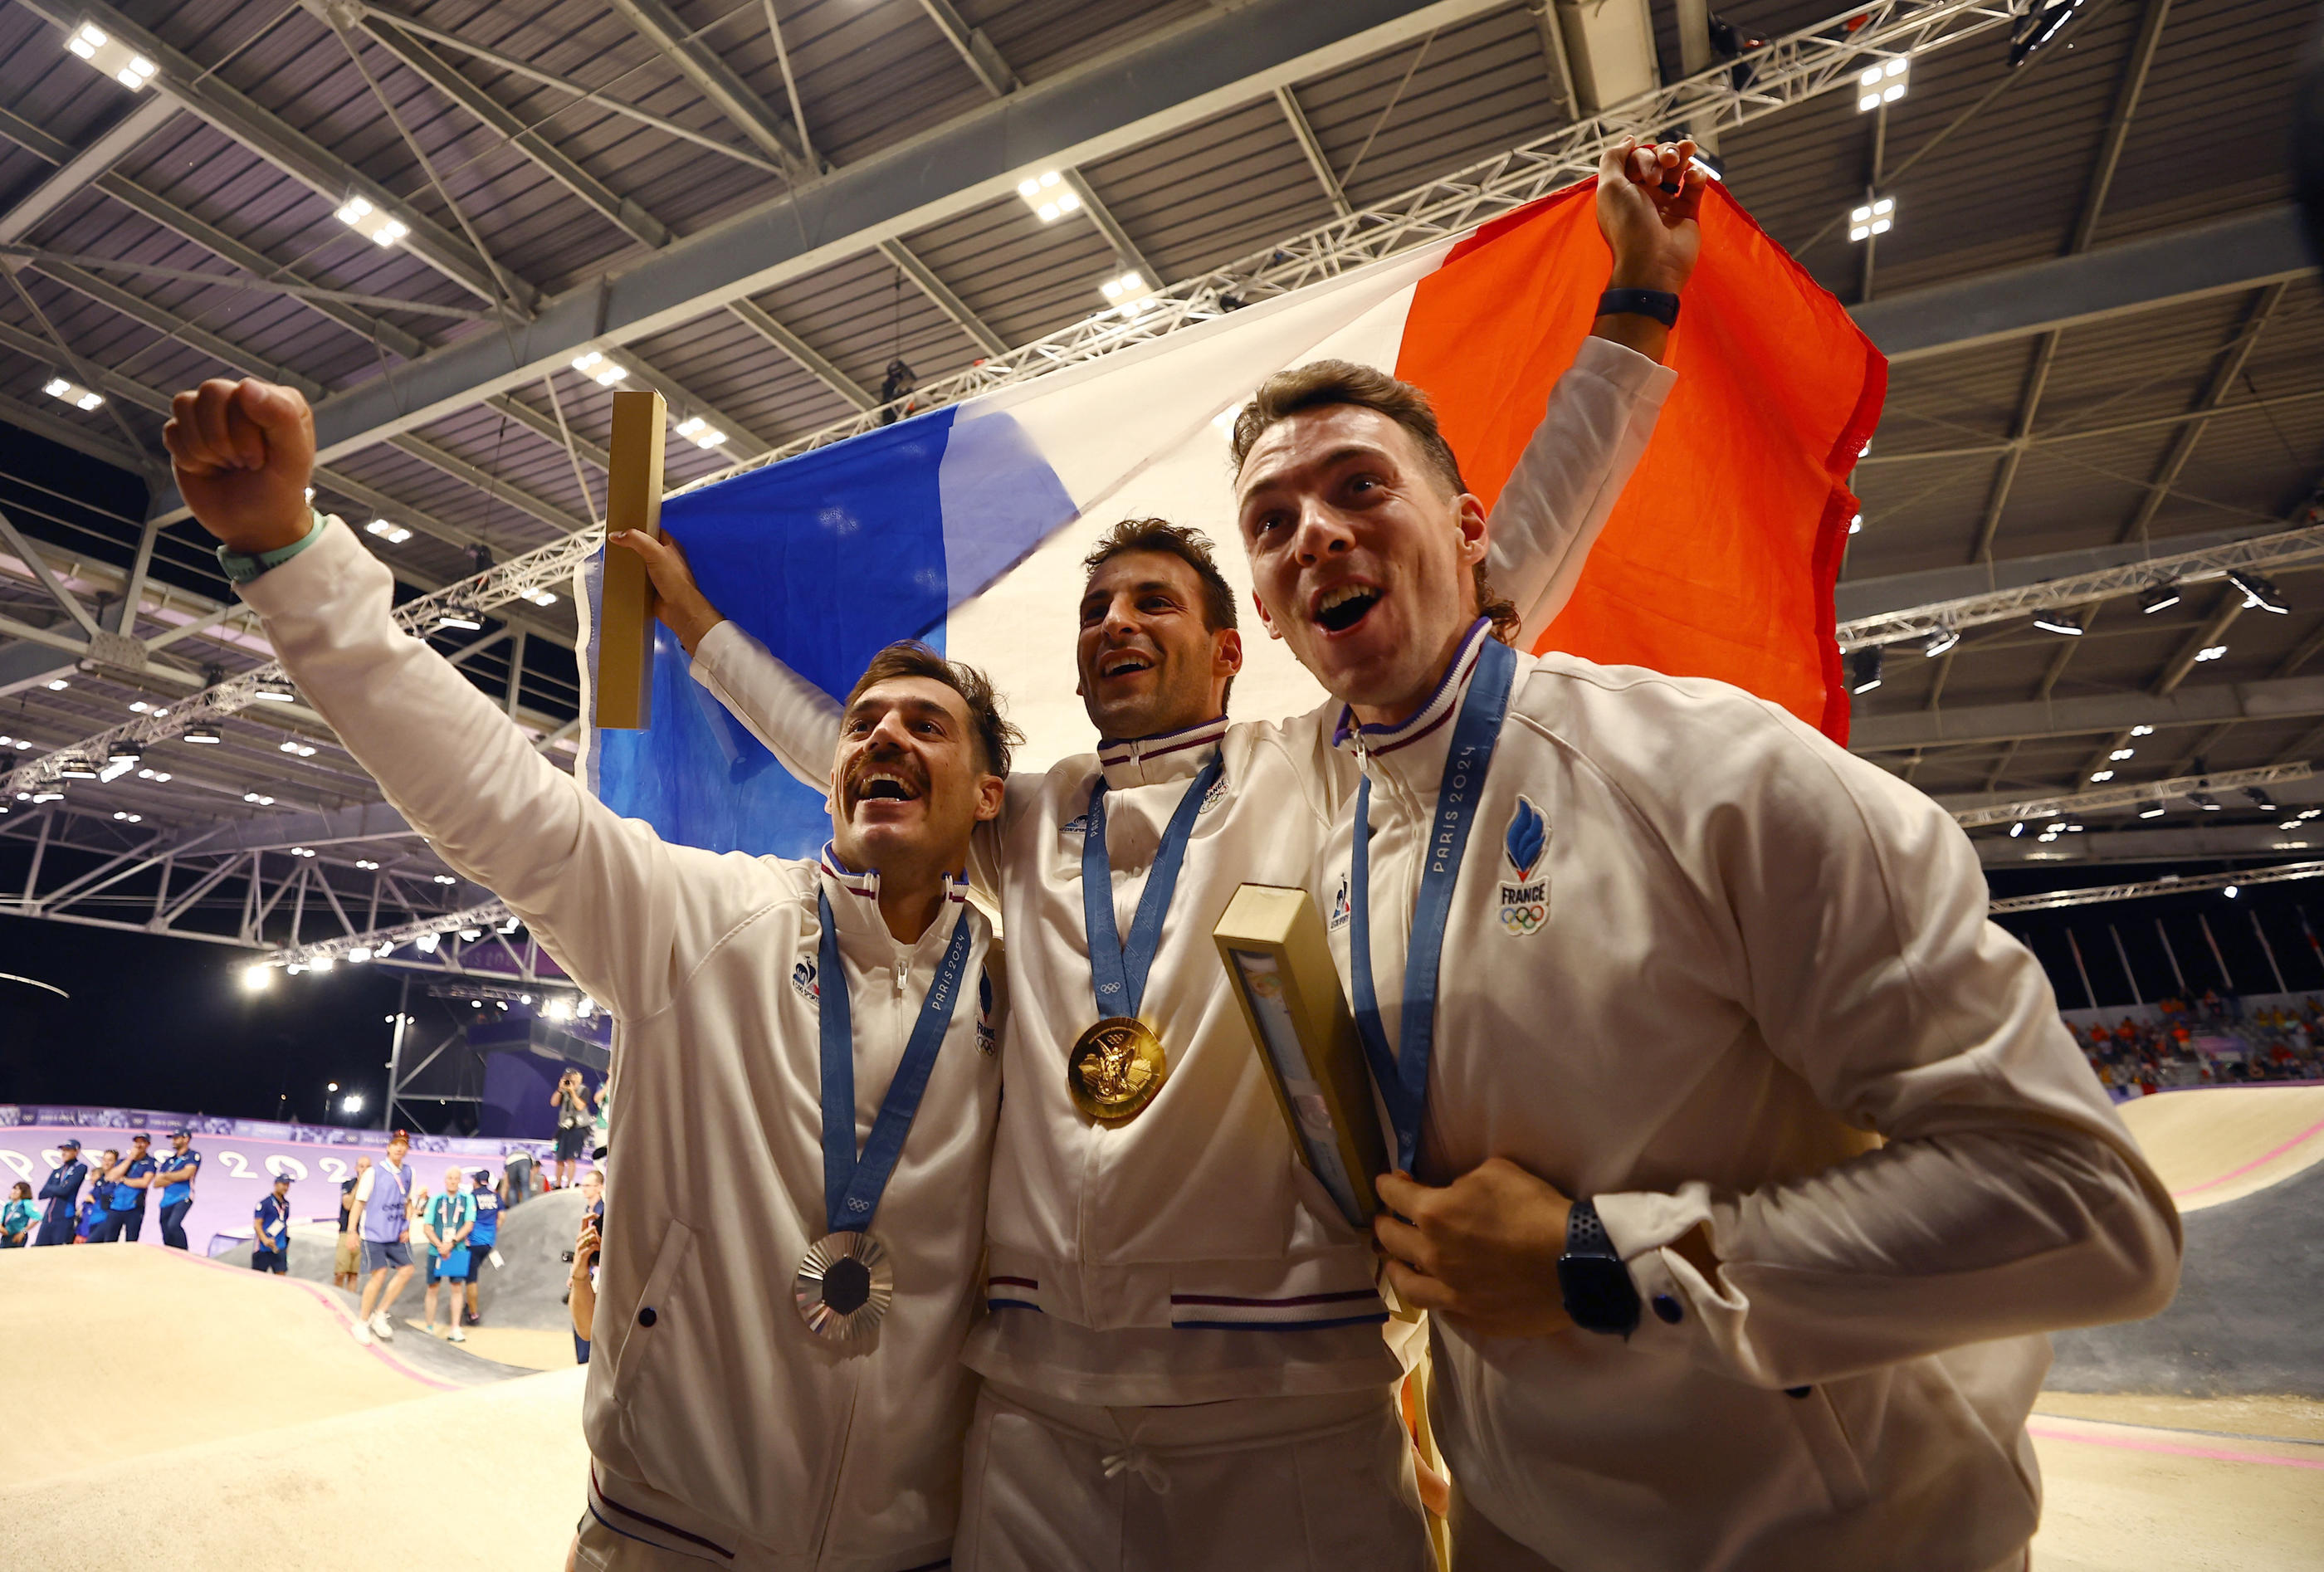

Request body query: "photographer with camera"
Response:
[549, 1069, 590, 1189]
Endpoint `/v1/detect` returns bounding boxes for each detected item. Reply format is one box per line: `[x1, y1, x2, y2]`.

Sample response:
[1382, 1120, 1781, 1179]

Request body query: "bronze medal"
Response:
[1068, 1016, 1167, 1122]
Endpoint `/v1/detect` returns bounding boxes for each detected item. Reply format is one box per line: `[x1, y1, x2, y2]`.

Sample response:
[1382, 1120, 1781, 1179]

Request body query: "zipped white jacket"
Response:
[1316, 622, 2183, 1571]
[693, 337, 1675, 1404]
[241, 524, 1003, 1570]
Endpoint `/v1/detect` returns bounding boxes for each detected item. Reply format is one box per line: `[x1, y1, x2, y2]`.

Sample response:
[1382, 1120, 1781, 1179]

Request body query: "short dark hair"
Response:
[1230, 360, 1520, 644]
[1082, 518, 1238, 635]
[846, 641, 1023, 778]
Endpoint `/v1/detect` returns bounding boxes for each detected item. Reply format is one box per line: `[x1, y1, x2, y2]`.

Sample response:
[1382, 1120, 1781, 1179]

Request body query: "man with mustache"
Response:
[1223, 337, 2183, 1568]
[618, 139, 1700, 1569]
[164, 375, 1017, 1570]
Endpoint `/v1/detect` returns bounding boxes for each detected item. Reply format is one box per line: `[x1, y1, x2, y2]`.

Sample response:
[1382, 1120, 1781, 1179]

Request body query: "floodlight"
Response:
[1846, 196, 1895, 243]
[181, 720, 222, 744]
[1099, 271, 1155, 317]
[364, 518, 413, 544]
[290, 846, 316, 857]
[242, 964, 272, 992]
[2033, 617, 2084, 636]
[42, 376, 103, 411]
[2089, 770, 2114, 783]
[500, 916, 521, 935]
[252, 676, 296, 703]
[544, 998, 573, 1022]
[2246, 787, 2281, 811]
[2109, 748, 2135, 761]
[1856, 57, 1907, 111]
[1921, 626, 1959, 657]
[333, 194, 409, 247]
[45, 677, 67, 691]
[673, 416, 729, 450]
[1848, 513, 1863, 535]
[349, 946, 374, 963]
[2224, 885, 2240, 899]
[2009, 822, 2025, 837]
[354, 859, 378, 870]
[65, 22, 158, 90]
[2130, 725, 2155, 736]
[413, 933, 440, 954]
[342, 1094, 364, 1115]
[433, 874, 457, 885]
[519, 588, 559, 608]
[570, 350, 628, 386]
[434, 606, 484, 632]
[110, 810, 141, 822]
[457, 927, 482, 941]
[2011, 0, 2089, 67]
[2139, 582, 2180, 615]
[1848, 646, 1882, 695]
[2139, 805, 2165, 819]
[2228, 569, 2289, 614]
[310, 956, 334, 972]
[56, 754, 100, 779]
[1016, 169, 1079, 222]
[2194, 644, 2228, 662]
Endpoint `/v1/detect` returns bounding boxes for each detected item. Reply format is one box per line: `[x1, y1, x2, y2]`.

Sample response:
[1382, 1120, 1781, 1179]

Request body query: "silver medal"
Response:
[793, 1229, 893, 1340]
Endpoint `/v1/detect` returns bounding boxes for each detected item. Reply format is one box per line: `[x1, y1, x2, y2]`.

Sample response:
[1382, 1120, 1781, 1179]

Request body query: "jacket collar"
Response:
[817, 842, 968, 952]
[1096, 714, 1229, 790]
[1330, 619, 1495, 801]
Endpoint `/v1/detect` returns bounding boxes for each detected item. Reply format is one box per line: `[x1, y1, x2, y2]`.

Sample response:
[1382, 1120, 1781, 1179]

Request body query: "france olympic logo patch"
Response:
[1497, 796, 1549, 937]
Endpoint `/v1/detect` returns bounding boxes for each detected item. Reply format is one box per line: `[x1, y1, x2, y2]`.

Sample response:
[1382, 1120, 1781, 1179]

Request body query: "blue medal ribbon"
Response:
[1349, 636, 1519, 1174]
[817, 889, 974, 1237]
[1081, 751, 1225, 1021]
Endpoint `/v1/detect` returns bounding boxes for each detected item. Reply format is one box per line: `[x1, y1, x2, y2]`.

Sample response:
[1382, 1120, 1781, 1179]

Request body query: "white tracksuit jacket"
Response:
[1316, 621, 2184, 1571]
[691, 337, 1675, 1405]
[241, 525, 1003, 1571]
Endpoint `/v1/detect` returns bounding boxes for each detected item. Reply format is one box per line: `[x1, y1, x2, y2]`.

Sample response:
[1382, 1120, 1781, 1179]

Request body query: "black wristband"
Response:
[1596, 288, 1681, 329]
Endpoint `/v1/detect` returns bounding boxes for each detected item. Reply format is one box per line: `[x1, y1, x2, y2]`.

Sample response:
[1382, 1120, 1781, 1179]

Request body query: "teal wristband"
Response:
[217, 509, 328, 585]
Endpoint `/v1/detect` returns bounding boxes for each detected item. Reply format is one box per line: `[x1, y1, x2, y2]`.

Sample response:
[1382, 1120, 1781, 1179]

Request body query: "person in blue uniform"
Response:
[33, 1140, 85, 1246]
[252, 1174, 293, 1273]
[462, 1166, 499, 1327]
[95, 1133, 158, 1242]
[154, 1130, 201, 1250]
[76, 1149, 119, 1242]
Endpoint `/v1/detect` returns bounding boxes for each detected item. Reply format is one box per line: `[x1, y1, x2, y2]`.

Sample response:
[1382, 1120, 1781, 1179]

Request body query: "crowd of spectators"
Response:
[2, 1129, 203, 1250]
[2068, 991, 2324, 1095]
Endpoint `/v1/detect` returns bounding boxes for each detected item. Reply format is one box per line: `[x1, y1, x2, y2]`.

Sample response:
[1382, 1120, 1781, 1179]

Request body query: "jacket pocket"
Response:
[611, 1218, 696, 1420]
[1790, 1382, 1872, 1511]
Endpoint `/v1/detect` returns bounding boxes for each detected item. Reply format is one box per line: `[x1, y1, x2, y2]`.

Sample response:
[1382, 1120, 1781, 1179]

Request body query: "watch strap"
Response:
[1596, 287, 1681, 328]
[217, 509, 329, 585]
[1565, 1196, 1618, 1260]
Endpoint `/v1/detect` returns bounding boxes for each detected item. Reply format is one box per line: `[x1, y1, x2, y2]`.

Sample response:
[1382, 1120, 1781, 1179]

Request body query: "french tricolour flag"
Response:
[585, 182, 1883, 859]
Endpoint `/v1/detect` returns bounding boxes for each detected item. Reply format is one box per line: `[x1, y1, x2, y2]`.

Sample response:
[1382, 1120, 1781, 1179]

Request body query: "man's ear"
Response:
[1457, 491, 1489, 568]
[1251, 588, 1283, 642]
[1214, 626, 1244, 678]
[975, 771, 1007, 823]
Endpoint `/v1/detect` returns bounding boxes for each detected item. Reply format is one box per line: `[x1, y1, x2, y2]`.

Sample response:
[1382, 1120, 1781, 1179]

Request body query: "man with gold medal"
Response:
[618, 140, 1702, 1572]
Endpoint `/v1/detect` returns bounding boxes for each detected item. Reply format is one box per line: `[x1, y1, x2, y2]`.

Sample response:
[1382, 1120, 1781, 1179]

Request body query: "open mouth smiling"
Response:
[1097, 650, 1155, 680]
[848, 768, 922, 807]
[1313, 583, 1381, 634]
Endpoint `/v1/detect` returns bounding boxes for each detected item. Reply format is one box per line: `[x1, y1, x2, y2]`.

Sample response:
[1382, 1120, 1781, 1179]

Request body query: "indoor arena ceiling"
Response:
[0, 0, 2314, 967]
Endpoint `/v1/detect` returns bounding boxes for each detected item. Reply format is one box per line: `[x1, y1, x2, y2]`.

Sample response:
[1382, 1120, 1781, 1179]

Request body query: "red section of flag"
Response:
[1394, 180, 1884, 741]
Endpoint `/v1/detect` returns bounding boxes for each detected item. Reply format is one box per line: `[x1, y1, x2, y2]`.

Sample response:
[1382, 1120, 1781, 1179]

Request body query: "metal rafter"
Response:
[1836, 523, 2324, 651]
[17, 0, 530, 311]
[1947, 763, 2315, 827]
[0, 95, 180, 244]
[603, 0, 808, 174]
[1990, 860, 2324, 915]
[1276, 85, 1354, 217]
[1849, 672, 2324, 756]
[2117, 284, 2291, 545]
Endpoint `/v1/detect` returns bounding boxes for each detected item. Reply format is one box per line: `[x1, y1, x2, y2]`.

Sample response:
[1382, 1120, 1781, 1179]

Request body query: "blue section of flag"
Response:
[591, 405, 1077, 859]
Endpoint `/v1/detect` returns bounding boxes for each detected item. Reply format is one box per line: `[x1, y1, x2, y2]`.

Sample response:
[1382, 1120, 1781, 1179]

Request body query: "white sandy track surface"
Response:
[0, 1242, 588, 1568]
[2116, 1082, 2324, 1211]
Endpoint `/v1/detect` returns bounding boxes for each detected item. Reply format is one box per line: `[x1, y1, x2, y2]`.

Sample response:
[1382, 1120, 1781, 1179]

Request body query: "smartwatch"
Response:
[1557, 1198, 1642, 1338]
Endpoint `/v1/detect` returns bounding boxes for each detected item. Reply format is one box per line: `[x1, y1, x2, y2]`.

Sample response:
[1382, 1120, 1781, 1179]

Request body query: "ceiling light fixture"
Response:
[181, 721, 222, 745]
[1099, 270, 1156, 316]
[673, 416, 728, 450]
[1847, 196, 1895, 243]
[2139, 582, 2181, 615]
[42, 375, 103, 412]
[2089, 770, 2114, 783]
[333, 194, 409, 248]
[570, 350, 628, 387]
[2033, 617, 2084, 636]
[364, 518, 413, 544]
[1855, 57, 1907, 111]
[2228, 569, 2289, 614]
[2194, 644, 2229, 662]
[65, 22, 157, 90]
[2130, 725, 2155, 736]
[1921, 625, 1959, 657]
[519, 587, 558, 608]
[2139, 805, 2165, 819]
[1016, 169, 1081, 222]
[1848, 646, 1882, 695]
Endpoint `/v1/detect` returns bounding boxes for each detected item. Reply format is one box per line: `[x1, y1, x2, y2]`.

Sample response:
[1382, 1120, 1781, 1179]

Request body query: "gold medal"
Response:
[1068, 1016, 1168, 1122]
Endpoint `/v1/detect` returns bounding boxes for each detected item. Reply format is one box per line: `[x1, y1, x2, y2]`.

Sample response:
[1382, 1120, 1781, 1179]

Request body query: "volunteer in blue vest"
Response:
[348, 1131, 417, 1345]
[422, 1164, 476, 1343]
[252, 1174, 294, 1273]
[33, 1139, 86, 1246]
[93, 1132, 158, 1242]
[611, 137, 1702, 1570]
[1225, 300, 2185, 1569]
[76, 1149, 119, 1242]
[154, 1129, 202, 1250]
[463, 1166, 500, 1327]
[166, 378, 1015, 1571]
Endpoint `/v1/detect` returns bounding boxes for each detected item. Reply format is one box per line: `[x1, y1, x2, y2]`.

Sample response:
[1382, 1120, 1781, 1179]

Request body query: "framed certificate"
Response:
[1212, 884, 1389, 1230]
